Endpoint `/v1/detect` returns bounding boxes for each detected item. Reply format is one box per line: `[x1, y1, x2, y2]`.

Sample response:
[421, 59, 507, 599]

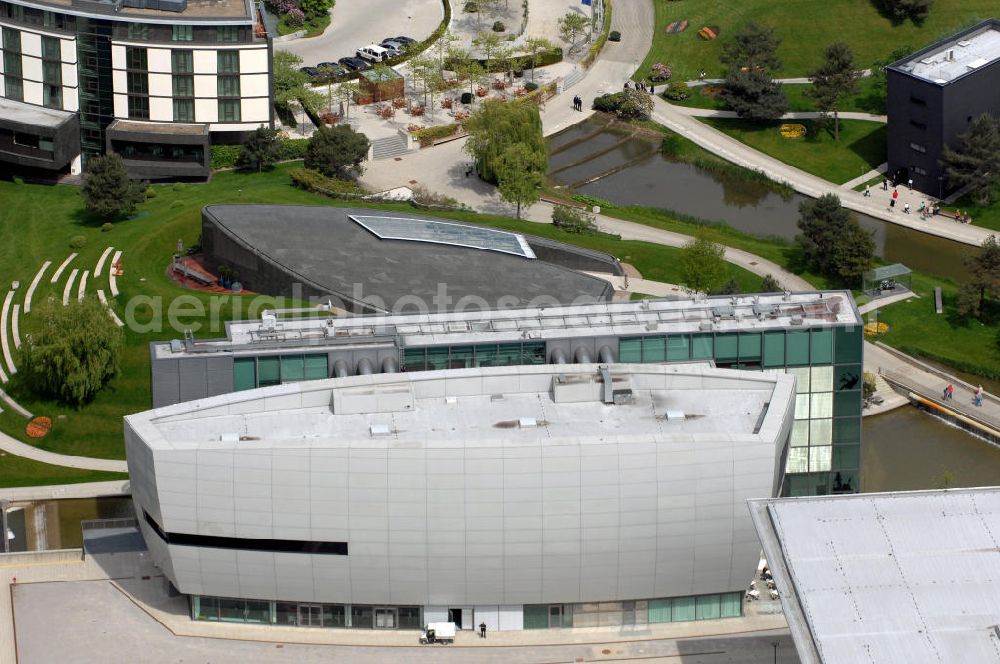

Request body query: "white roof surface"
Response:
[896, 24, 1000, 84]
[0, 96, 76, 127]
[132, 363, 794, 451]
[750, 488, 1000, 664]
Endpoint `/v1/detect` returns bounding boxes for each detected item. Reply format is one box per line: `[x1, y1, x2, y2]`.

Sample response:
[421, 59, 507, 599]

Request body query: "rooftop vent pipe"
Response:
[599, 365, 614, 404]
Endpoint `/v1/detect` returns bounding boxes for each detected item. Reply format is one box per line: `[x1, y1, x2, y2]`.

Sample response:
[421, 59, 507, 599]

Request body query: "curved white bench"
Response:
[62, 269, 79, 306]
[51, 253, 77, 284]
[97, 290, 125, 328]
[12, 303, 20, 349]
[109, 250, 123, 297]
[0, 290, 14, 376]
[95, 246, 114, 277]
[24, 260, 51, 314]
[0, 385, 31, 417]
[77, 270, 89, 302]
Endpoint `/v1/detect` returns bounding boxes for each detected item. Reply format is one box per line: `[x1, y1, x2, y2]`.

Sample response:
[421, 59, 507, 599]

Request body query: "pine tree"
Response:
[304, 125, 370, 177]
[237, 127, 281, 173]
[942, 114, 1000, 205]
[807, 42, 861, 141]
[81, 154, 146, 220]
[796, 194, 874, 285]
[719, 69, 788, 120]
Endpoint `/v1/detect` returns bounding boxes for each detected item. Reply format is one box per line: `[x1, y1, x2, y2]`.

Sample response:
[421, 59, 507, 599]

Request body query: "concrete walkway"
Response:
[0, 480, 130, 502]
[0, 430, 128, 472]
[679, 107, 886, 123]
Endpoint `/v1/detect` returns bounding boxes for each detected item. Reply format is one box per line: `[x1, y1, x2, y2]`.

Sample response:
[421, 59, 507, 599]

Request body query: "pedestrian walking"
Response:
[908, 178, 913, 191]
[650, 84, 655, 95]
[892, 188, 899, 201]
[699, 70, 706, 80]
[889, 199, 896, 211]
[882, 178, 888, 191]
[623, 81, 630, 91]
[943, 385, 950, 400]
[904, 202, 910, 214]
[864, 184, 871, 197]
[947, 384, 954, 400]
[975, 385, 984, 407]
[479, 622, 487, 638]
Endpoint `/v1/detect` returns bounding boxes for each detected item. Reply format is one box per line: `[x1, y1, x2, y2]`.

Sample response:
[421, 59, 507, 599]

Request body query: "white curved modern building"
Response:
[125, 362, 796, 631]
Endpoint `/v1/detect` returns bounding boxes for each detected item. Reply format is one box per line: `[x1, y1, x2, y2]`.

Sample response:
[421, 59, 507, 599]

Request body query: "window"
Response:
[42, 60, 61, 86]
[763, 331, 785, 367]
[691, 333, 713, 360]
[666, 335, 689, 361]
[218, 99, 241, 121]
[172, 74, 193, 97]
[127, 72, 147, 94]
[2, 27, 20, 53]
[909, 119, 926, 130]
[810, 329, 832, 364]
[3, 50, 22, 78]
[42, 10, 63, 28]
[217, 26, 239, 42]
[128, 23, 149, 41]
[642, 336, 665, 362]
[43, 84, 61, 109]
[619, 338, 641, 363]
[909, 95, 925, 106]
[834, 326, 862, 364]
[714, 334, 738, 363]
[171, 49, 193, 73]
[910, 142, 927, 153]
[217, 50, 240, 74]
[913, 166, 927, 176]
[174, 99, 196, 123]
[6, 76, 25, 102]
[126, 46, 147, 70]
[128, 95, 149, 119]
[257, 356, 279, 387]
[41, 36, 60, 61]
[738, 333, 761, 363]
[172, 25, 193, 41]
[217, 75, 240, 97]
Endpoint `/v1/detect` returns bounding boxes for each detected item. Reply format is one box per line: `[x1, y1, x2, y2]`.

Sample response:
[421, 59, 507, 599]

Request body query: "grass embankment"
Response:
[0, 453, 127, 488]
[876, 273, 1000, 380]
[673, 77, 885, 114]
[698, 118, 886, 185]
[638, 0, 997, 81]
[0, 163, 763, 472]
[941, 185, 1000, 233]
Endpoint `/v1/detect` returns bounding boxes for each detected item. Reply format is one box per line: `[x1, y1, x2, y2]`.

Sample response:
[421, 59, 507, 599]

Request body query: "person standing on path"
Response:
[479, 622, 487, 638]
[975, 385, 984, 407]
[650, 84, 655, 95]
[864, 184, 871, 197]
[908, 178, 913, 191]
[883, 178, 888, 191]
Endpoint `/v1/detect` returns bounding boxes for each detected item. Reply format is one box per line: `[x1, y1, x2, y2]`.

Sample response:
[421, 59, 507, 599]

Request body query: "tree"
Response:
[523, 36, 553, 81]
[473, 31, 504, 73]
[558, 12, 590, 53]
[941, 114, 1000, 206]
[807, 42, 861, 141]
[957, 235, 1000, 319]
[464, 99, 546, 183]
[304, 124, 370, 177]
[451, 50, 486, 98]
[431, 30, 460, 72]
[679, 234, 728, 294]
[552, 205, 598, 233]
[335, 80, 361, 119]
[720, 22, 782, 72]
[719, 69, 788, 120]
[81, 154, 146, 220]
[874, 0, 934, 24]
[863, 45, 913, 114]
[273, 51, 324, 116]
[496, 143, 545, 218]
[760, 274, 782, 292]
[409, 55, 444, 117]
[592, 89, 654, 120]
[237, 127, 281, 173]
[19, 298, 123, 407]
[300, 0, 330, 17]
[796, 193, 874, 285]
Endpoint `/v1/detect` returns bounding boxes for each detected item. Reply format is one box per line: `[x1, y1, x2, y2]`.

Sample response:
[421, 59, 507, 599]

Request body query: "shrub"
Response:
[464, 1, 477, 10]
[608, 30, 621, 41]
[525, 81, 539, 92]
[101, 223, 114, 233]
[650, 63, 671, 82]
[591, 89, 653, 120]
[411, 184, 460, 209]
[664, 81, 691, 101]
[276, 138, 309, 161]
[69, 235, 87, 249]
[172, 182, 186, 192]
[552, 205, 598, 234]
[144, 187, 157, 199]
[413, 123, 461, 147]
[288, 167, 367, 198]
[304, 124, 370, 177]
[492, 20, 505, 32]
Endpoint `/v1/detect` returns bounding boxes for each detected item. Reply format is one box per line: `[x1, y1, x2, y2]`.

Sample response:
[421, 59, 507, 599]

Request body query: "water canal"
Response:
[548, 115, 971, 283]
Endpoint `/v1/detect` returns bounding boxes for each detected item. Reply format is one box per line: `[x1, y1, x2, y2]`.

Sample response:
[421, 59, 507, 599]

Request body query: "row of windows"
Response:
[2, 29, 61, 60]
[122, 23, 241, 43]
[403, 342, 547, 371]
[192, 597, 422, 629]
[523, 592, 743, 629]
[126, 74, 239, 97]
[126, 47, 240, 74]
[234, 354, 329, 391]
[910, 142, 927, 154]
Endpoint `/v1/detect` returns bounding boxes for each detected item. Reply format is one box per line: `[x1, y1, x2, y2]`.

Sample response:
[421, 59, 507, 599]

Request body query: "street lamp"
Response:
[771, 640, 779, 664]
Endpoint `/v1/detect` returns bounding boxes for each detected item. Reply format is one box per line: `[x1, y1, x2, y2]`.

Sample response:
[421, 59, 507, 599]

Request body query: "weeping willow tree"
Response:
[19, 298, 123, 407]
[463, 99, 546, 184]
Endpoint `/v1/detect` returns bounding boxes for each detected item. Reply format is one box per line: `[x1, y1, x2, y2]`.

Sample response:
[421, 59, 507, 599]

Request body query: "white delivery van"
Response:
[356, 44, 390, 63]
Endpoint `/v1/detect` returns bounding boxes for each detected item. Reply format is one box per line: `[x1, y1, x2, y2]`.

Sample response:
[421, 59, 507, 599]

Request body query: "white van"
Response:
[356, 44, 390, 63]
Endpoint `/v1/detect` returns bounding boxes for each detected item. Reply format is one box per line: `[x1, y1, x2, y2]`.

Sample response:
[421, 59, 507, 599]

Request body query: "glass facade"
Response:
[233, 354, 329, 391]
[194, 597, 420, 629]
[76, 18, 115, 165]
[523, 592, 742, 629]
[617, 326, 861, 496]
[402, 342, 546, 371]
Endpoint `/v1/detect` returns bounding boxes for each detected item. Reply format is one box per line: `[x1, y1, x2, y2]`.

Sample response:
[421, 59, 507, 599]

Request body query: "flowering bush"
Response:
[320, 112, 339, 124]
[476, 86, 488, 97]
[407, 123, 426, 133]
[284, 7, 304, 26]
[492, 78, 509, 90]
[392, 97, 406, 109]
[376, 104, 395, 119]
[442, 98, 454, 109]
[514, 87, 528, 97]
[650, 63, 671, 82]
[410, 104, 425, 116]
[454, 110, 470, 122]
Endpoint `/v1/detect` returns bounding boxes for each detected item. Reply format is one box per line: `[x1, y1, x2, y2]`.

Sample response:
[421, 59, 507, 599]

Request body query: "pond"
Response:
[548, 116, 971, 283]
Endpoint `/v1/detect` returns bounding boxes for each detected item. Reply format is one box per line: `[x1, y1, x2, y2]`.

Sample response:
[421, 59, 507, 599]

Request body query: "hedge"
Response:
[210, 138, 310, 171]
[443, 46, 563, 74]
[413, 123, 461, 147]
[580, 0, 612, 69]
[289, 167, 368, 199]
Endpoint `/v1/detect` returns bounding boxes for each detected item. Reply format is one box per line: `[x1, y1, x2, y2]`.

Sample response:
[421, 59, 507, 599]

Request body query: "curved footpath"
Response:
[0, 429, 128, 472]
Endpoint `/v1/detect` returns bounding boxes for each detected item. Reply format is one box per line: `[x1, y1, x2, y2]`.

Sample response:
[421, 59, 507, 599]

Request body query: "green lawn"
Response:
[673, 77, 886, 114]
[941, 184, 1000, 233]
[876, 273, 1000, 380]
[0, 163, 763, 473]
[637, 0, 997, 81]
[699, 118, 886, 185]
[0, 452, 127, 488]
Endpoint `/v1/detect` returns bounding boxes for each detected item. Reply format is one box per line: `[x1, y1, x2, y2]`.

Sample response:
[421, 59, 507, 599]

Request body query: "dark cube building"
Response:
[887, 18, 1000, 197]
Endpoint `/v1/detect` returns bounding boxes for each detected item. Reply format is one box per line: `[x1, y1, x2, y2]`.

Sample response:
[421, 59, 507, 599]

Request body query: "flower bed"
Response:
[697, 25, 719, 41]
[864, 321, 889, 337]
[779, 123, 806, 139]
[650, 63, 671, 82]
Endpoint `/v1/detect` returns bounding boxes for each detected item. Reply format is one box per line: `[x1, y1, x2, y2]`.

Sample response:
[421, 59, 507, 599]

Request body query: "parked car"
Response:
[299, 66, 321, 77]
[380, 40, 405, 56]
[356, 44, 390, 63]
[317, 62, 347, 76]
[338, 56, 369, 71]
[392, 35, 416, 45]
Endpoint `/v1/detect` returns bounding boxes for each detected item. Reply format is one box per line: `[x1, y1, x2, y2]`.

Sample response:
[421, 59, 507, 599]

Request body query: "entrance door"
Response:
[548, 604, 563, 628]
[448, 608, 463, 629]
[298, 604, 323, 627]
[375, 607, 397, 629]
